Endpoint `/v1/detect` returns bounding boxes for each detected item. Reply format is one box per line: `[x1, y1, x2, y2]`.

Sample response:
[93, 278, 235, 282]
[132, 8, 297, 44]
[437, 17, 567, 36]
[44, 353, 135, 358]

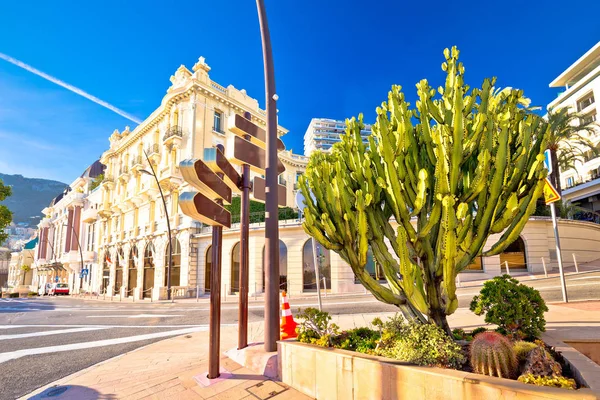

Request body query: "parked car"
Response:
[38, 283, 54, 296]
[53, 283, 70, 296]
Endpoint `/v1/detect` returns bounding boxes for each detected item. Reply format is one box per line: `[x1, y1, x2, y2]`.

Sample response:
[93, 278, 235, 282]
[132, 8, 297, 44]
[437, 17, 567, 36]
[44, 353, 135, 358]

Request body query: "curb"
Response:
[456, 269, 600, 289]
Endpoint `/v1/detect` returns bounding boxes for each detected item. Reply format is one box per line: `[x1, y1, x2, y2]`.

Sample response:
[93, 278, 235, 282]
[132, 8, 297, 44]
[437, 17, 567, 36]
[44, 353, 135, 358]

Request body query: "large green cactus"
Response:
[299, 47, 549, 334]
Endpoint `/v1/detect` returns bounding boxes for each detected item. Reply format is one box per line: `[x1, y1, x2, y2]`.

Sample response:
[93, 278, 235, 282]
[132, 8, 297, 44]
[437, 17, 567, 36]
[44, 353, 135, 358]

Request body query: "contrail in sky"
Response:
[0, 52, 142, 124]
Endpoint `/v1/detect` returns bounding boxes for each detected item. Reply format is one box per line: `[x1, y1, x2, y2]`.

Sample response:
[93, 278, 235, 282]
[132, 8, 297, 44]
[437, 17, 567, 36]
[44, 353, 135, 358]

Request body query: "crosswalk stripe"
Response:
[0, 326, 208, 364]
[0, 327, 110, 340]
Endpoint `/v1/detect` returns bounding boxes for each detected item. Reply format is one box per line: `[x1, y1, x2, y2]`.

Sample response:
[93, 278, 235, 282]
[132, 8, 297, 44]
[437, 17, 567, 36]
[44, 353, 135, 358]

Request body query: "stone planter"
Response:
[278, 340, 599, 400]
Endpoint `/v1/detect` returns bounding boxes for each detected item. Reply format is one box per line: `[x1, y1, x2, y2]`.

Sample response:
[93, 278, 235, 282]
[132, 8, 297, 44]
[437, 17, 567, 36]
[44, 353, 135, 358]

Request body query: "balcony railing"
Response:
[163, 126, 183, 142]
[146, 143, 159, 156]
[130, 155, 143, 169]
[210, 81, 227, 94]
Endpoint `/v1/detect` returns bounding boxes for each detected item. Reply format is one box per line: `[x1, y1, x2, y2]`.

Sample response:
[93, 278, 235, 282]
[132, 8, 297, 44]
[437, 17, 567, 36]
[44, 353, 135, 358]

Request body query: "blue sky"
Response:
[1, 0, 599, 183]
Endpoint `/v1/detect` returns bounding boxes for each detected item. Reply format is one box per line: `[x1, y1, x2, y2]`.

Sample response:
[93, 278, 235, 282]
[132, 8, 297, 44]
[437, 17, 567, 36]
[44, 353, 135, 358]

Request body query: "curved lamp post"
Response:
[140, 151, 172, 301]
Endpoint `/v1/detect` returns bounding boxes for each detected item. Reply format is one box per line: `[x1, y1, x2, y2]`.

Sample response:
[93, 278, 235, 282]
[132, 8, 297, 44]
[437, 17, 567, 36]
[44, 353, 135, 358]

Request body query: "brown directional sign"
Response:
[252, 177, 287, 207]
[203, 147, 241, 192]
[179, 191, 231, 228]
[180, 159, 232, 204]
[228, 113, 285, 152]
[229, 136, 286, 175]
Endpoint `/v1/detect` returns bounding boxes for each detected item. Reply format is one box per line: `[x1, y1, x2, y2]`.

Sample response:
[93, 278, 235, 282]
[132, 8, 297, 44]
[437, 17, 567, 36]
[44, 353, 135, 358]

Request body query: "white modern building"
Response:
[549, 41, 600, 213]
[303, 118, 372, 156]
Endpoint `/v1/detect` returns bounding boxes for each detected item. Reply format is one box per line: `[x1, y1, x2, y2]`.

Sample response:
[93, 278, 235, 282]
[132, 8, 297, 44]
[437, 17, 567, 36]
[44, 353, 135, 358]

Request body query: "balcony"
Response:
[81, 207, 98, 223]
[145, 143, 161, 165]
[158, 164, 183, 191]
[83, 251, 97, 263]
[118, 166, 130, 183]
[99, 202, 113, 218]
[163, 126, 183, 148]
[130, 155, 144, 172]
[103, 175, 115, 190]
[139, 182, 160, 202]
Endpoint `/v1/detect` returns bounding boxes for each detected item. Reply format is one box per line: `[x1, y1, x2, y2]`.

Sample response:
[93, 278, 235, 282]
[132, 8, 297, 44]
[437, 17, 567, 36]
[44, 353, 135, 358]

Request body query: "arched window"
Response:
[355, 247, 385, 283]
[127, 248, 137, 297]
[143, 242, 155, 297]
[262, 240, 288, 291]
[500, 236, 527, 271]
[115, 247, 124, 292]
[231, 242, 240, 293]
[164, 238, 181, 287]
[302, 239, 331, 292]
[205, 245, 212, 292]
[101, 253, 109, 293]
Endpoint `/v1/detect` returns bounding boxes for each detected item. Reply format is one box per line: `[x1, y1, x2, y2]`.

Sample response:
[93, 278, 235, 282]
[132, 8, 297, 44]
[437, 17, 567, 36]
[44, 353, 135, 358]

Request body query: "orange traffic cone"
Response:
[280, 290, 298, 339]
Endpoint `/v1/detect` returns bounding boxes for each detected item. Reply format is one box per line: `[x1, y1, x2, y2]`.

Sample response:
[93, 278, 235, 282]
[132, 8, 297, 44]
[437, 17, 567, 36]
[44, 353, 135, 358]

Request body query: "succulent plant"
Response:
[514, 341, 538, 363]
[522, 346, 562, 377]
[470, 332, 518, 379]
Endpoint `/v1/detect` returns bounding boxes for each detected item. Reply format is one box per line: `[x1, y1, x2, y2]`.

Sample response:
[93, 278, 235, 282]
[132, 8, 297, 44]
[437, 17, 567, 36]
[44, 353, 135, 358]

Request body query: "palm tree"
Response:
[544, 107, 599, 194]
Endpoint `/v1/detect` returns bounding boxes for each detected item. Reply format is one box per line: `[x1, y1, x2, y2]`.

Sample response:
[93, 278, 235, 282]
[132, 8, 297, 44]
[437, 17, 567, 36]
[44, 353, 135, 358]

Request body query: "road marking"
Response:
[0, 326, 208, 364]
[568, 276, 600, 281]
[0, 324, 225, 329]
[0, 327, 109, 340]
[86, 314, 183, 319]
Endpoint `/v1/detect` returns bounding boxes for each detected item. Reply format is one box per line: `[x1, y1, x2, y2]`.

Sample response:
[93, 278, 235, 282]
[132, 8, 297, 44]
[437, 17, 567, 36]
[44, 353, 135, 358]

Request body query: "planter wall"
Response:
[278, 341, 599, 400]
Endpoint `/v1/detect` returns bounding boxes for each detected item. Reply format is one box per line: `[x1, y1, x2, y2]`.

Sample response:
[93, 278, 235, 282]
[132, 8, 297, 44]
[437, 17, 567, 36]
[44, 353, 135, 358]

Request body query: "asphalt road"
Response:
[0, 271, 598, 400]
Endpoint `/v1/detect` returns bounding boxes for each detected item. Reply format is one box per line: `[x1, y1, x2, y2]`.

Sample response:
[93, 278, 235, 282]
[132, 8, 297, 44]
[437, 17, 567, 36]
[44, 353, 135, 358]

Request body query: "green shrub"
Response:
[470, 275, 548, 339]
[296, 308, 339, 346]
[452, 328, 466, 340]
[333, 327, 379, 353]
[8, 292, 18, 298]
[27, 291, 38, 297]
[471, 327, 487, 337]
[517, 374, 576, 390]
[514, 341, 538, 363]
[376, 319, 465, 369]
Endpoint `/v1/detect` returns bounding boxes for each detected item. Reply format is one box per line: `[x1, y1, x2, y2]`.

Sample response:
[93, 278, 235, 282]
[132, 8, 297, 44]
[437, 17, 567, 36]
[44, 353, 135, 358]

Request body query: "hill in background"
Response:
[0, 173, 67, 227]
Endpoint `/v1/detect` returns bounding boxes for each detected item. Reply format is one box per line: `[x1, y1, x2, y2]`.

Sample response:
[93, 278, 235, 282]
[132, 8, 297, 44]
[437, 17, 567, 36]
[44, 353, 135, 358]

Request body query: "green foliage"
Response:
[517, 373, 576, 390]
[375, 318, 465, 369]
[89, 173, 104, 191]
[452, 328, 466, 340]
[8, 292, 18, 298]
[296, 307, 339, 346]
[332, 327, 379, 353]
[471, 327, 487, 337]
[299, 46, 550, 334]
[470, 331, 518, 379]
[470, 275, 548, 339]
[27, 291, 38, 297]
[224, 196, 297, 224]
[514, 341, 538, 363]
[20, 265, 31, 272]
[0, 178, 13, 245]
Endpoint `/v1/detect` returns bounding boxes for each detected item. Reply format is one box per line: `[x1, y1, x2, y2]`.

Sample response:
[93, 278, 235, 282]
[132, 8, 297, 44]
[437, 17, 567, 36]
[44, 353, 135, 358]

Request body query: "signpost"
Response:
[179, 144, 233, 379]
[543, 151, 568, 303]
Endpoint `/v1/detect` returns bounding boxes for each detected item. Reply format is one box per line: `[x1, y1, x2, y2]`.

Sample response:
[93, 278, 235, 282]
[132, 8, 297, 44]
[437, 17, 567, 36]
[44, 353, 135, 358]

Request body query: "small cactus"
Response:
[470, 332, 518, 379]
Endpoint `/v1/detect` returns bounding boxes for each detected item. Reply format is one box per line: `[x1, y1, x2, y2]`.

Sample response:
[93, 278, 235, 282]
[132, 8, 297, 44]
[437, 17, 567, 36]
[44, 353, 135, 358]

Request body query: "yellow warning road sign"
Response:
[543, 178, 561, 205]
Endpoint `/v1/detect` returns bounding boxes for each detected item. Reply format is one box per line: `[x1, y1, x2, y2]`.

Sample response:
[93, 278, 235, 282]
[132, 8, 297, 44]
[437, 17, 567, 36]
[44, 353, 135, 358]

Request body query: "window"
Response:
[577, 93, 595, 112]
[582, 110, 597, 126]
[278, 175, 287, 186]
[164, 238, 181, 287]
[213, 111, 223, 133]
[566, 177, 575, 188]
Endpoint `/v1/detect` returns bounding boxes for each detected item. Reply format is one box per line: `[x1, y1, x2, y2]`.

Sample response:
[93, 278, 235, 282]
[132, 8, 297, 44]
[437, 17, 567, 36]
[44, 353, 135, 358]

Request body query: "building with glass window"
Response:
[549, 41, 600, 212]
[303, 118, 372, 156]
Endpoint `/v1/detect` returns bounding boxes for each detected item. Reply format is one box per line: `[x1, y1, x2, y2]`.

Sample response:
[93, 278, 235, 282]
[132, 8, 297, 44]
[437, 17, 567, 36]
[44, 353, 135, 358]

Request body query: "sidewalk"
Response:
[24, 301, 600, 400]
[24, 323, 310, 400]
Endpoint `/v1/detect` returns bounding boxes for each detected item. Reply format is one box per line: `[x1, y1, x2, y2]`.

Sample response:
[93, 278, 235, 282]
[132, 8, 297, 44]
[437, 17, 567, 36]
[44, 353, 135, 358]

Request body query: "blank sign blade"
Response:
[203, 147, 241, 192]
[179, 191, 231, 228]
[252, 176, 287, 207]
[180, 159, 232, 204]
[228, 113, 285, 152]
[230, 136, 286, 175]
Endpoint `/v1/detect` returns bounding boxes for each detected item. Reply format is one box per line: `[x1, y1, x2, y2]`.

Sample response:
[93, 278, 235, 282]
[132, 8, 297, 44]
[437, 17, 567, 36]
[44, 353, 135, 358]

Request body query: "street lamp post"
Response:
[140, 151, 173, 301]
[256, 0, 280, 354]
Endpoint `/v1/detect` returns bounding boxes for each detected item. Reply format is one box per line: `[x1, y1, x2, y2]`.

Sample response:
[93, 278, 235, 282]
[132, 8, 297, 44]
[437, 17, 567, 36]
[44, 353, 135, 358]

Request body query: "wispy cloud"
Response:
[0, 52, 142, 124]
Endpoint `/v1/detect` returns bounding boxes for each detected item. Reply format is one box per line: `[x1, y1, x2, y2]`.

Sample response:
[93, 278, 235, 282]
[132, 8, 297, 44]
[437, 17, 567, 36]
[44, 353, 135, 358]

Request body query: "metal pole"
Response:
[208, 194, 224, 379]
[144, 150, 172, 301]
[541, 257, 548, 278]
[238, 112, 252, 350]
[312, 238, 322, 311]
[572, 253, 579, 273]
[256, 0, 280, 353]
[323, 277, 327, 298]
[550, 202, 568, 302]
[505, 261, 510, 276]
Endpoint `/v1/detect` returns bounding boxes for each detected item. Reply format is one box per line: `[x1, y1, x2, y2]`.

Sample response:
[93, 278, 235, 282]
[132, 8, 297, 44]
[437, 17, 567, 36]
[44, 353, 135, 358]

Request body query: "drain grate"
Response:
[42, 386, 71, 397]
[246, 380, 288, 400]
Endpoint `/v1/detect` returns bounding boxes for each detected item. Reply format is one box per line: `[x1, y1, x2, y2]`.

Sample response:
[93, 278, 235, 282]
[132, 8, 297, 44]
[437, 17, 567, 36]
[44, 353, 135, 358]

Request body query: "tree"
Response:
[20, 265, 31, 285]
[544, 107, 599, 194]
[299, 47, 549, 335]
[0, 178, 12, 245]
[89, 173, 104, 191]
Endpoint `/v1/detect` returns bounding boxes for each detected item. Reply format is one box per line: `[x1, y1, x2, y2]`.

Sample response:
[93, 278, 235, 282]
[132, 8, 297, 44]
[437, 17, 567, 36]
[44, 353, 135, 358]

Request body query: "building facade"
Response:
[549, 41, 600, 211]
[303, 118, 372, 156]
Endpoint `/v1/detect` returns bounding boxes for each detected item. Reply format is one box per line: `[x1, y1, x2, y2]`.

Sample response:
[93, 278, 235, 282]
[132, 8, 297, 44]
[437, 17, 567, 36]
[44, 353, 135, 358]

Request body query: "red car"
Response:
[53, 283, 70, 296]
